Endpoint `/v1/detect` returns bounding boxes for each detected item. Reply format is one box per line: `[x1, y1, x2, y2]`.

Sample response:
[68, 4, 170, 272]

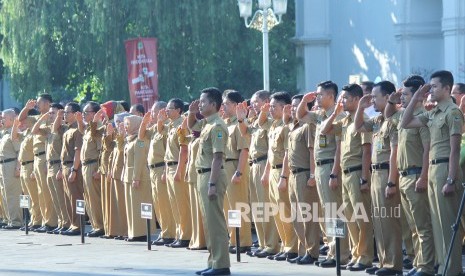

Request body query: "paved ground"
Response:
[1, 226, 464, 276]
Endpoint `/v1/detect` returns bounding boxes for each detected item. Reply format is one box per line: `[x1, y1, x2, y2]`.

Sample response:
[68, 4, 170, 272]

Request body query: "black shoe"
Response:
[125, 235, 147, 242]
[403, 258, 413, 270]
[246, 249, 260, 257]
[2, 225, 21, 230]
[20, 226, 26, 231]
[405, 268, 417, 276]
[319, 244, 329, 255]
[114, 236, 126, 240]
[87, 229, 105, 237]
[296, 254, 317, 265]
[255, 250, 275, 258]
[284, 252, 298, 262]
[348, 263, 371, 271]
[0, 222, 7, 227]
[100, 235, 115, 239]
[55, 227, 68, 234]
[287, 255, 302, 264]
[366, 266, 380, 275]
[229, 246, 251, 254]
[252, 240, 259, 248]
[47, 227, 61, 234]
[152, 238, 175, 245]
[412, 272, 434, 276]
[196, 267, 211, 275]
[33, 225, 46, 232]
[375, 267, 402, 276]
[319, 258, 337, 268]
[165, 239, 179, 247]
[342, 261, 356, 270]
[30, 225, 42, 231]
[61, 229, 81, 236]
[190, 247, 207, 250]
[201, 268, 231, 276]
[170, 239, 190, 248]
[269, 252, 284, 260]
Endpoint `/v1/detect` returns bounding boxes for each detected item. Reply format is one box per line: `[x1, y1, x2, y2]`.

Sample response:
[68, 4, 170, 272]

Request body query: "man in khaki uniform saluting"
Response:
[19, 94, 57, 232]
[221, 90, 252, 254]
[297, 81, 351, 267]
[188, 87, 231, 276]
[321, 84, 374, 271]
[237, 90, 280, 258]
[354, 81, 403, 275]
[401, 70, 464, 276]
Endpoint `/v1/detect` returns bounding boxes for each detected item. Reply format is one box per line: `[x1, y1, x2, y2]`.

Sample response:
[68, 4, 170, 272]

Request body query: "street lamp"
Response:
[237, 0, 288, 91]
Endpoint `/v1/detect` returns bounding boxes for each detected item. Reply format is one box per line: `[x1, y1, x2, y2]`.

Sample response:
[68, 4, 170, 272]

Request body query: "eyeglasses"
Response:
[83, 111, 95, 115]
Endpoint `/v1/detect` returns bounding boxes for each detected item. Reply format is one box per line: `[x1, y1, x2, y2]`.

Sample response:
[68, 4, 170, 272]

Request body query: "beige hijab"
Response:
[124, 115, 142, 137]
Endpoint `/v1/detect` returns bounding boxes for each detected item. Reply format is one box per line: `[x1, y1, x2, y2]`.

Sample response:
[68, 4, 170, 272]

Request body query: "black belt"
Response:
[48, 160, 61, 165]
[149, 162, 165, 169]
[316, 159, 334, 166]
[166, 161, 178, 167]
[290, 168, 310, 174]
[0, 158, 16, 164]
[249, 155, 268, 166]
[271, 164, 283, 170]
[82, 159, 98, 166]
[343, 165, 363, 174]
[399, 167, 422, 177]
[62, 161, 74, 166]
[21, 160, 34, 166]
[225, 158, 238, 162]
[34, 151, 46, 157]
[196, 166, 223, 174]
[371, 163, 389, 170]
[430, 158, 449, 165]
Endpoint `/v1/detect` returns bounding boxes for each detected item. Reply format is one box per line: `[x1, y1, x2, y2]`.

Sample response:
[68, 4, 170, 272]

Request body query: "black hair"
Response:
[374, 81, 396, 96]
[86, 101, 101, 112]
[224, 90, 244, 104]
[201, 87, 222, 111]
[318, 80, 338, 100]
[66, 102, 81, 113]
[131, 104, 145, 114]
[50, 103, 64, 110]
[360, 81, 375, 92]
[119, 101, 130, 112]
[168, 98, 184, 115]
[403, 75, 425, 94]
[253, 90, 270, 101]
[38, 93, 53, 103]
[454, 83, 465, 94]
[12, 107, 20, 115]
[342, 83, 364, 98]
[291, 94, 303, 101]
[270, 91, 291, 105]
[430, 70, 454, 92]
[27, 109, 40, 116]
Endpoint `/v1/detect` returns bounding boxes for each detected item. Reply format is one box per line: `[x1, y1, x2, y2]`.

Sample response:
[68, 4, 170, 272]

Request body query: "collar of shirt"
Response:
[225, 116, 237, 124]
[169, 116, 183, 128]
[272, 119, 284, 128]
[324, 106, 335, 118]
[434, 97, 453, 113]
[205, 112, 220, 124]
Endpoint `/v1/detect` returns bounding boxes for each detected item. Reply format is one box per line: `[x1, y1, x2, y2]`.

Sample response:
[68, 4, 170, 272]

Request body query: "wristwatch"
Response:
[208, 182, 216, 187]
[329, 173, 338, 179]
[234, 171, 242, 177]
[309, 173, 315, 179]
[360, 178, 368, 185]
[71, 167, 78, 172]
[446, 177, 455, 186]
[280, 175, 288, 180]
[237, 119, 244, 123]
[387, 181, 396, 188]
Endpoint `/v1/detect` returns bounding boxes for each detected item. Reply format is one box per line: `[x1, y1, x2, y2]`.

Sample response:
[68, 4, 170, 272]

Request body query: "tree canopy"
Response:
[0, 0, 296, 104]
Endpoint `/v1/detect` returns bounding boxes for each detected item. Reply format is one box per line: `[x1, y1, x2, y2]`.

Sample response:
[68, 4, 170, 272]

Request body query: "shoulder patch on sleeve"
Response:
[137, 140, 145, 148]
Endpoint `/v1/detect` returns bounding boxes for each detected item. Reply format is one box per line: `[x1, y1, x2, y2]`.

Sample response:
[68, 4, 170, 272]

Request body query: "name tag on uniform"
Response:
[141, 203, 153, 219]
[76, 200, 85, 215]
[19, 195, 31, 209]
[319, 135, 327, 148]
[376, 140, 383, 152]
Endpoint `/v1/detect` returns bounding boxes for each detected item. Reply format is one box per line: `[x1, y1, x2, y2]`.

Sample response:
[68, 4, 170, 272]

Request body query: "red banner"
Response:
[125, 38, 159, 112]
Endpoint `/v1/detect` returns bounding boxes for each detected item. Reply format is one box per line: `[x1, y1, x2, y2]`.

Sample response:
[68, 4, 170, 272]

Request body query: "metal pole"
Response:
[80, 214, 85, 244]
[24, 208, 29, 235]
[235, 227, 241, 262]
[262, 9, 270, 91]
[336, 237, 341, 276]
[147, 219, 152, 251]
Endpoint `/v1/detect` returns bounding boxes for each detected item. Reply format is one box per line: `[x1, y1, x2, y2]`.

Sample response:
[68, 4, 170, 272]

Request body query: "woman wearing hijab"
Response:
[122, 115, 153, 241]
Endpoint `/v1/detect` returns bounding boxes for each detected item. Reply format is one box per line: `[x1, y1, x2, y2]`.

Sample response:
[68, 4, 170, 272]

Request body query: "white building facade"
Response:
[293, 0, 465, 91]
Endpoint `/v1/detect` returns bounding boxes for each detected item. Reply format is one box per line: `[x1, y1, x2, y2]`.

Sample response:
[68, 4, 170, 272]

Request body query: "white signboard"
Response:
[228, 210, 241, 228]
[325, 218, 346, 238]
[76, 200, 86, 215]
[141, 203, 153, 219]
[19, 195, 31, 209]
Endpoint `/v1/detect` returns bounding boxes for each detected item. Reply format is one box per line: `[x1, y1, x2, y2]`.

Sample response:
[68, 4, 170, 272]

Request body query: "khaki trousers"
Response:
[1, 161, 23, 226]
[197, 169, 230, 269]
[35, 155, 57, 226]
[103, 174, 119, 236]
[62, 166, 84, 230]
[223, 160, 252, 247]
[47, 163, 70, 228]
[82, 162, 103, 231]
[371, 169, 403, 270]
[189, 181, 206, 248]
[341, 169, 374, 265]
[269, 168, 298, 253]
[399, 173, 435, 274]
[288, 170, 320, 257]
[124, 178, 154, 238]
[166, 165, 191, 240]
[249, 160, 279, 253]
[150, 166, 175, 239]
[112, 179, 127, 237]
[21, 163, 42, 226]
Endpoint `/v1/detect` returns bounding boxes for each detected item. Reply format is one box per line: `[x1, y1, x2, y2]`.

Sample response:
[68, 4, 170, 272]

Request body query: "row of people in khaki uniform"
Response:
[0, 71, 464, 276]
